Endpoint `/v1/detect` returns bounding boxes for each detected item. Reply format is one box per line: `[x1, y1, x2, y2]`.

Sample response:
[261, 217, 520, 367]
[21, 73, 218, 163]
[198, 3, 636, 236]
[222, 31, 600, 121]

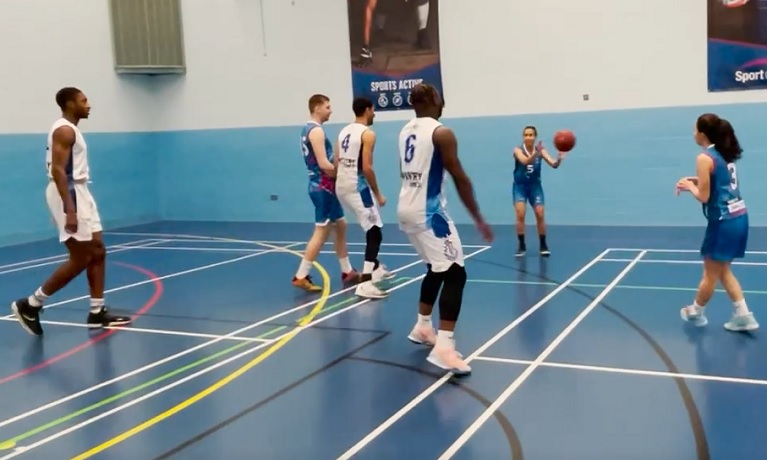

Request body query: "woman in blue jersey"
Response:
[676, 113, 759, 332]
[512, 126, 566, 257]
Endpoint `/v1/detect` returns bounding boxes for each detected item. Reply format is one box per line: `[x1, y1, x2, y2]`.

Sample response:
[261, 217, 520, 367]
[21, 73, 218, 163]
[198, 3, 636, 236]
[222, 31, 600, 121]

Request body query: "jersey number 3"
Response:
[404, 134, 416, 163]
[728, 163, 738, 190]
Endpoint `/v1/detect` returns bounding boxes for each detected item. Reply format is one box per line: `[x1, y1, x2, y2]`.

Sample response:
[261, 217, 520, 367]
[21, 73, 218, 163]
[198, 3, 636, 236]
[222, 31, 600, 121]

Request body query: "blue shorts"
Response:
[700, 214, 748, 262]
[512, 181, 544, 207]
[310, 189, 344, 225]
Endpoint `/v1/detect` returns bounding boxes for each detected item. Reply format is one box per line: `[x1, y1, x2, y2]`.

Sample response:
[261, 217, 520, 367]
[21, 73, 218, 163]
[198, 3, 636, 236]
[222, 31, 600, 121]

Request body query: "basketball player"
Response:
[398, 83, 493, 375]
[293, 94, 359, 292]
[10, 87, 131, 336]
[512, 126, 566, 257]
[335, 97, 394, 299]
[358, 0, 431, 66]
[677, 113, 758, 332]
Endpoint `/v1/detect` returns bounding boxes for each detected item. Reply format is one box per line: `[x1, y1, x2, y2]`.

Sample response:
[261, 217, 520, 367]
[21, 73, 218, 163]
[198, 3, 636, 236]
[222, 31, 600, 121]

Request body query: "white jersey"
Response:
[397, 116, 450, 232]
[335, 122, 370, 195]
[46, 118, 90, 182]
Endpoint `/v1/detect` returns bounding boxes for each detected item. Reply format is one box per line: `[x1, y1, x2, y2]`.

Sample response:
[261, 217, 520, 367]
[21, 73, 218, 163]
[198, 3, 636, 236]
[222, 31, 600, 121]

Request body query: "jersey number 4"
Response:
[403, 134, 416, 163]
[341, 134, 351, 153]
[728, 163, 738, 190]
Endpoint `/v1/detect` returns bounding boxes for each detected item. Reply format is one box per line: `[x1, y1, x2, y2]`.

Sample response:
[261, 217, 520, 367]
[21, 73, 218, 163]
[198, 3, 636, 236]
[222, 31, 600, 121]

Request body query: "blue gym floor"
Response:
[0, 221, 765, 459]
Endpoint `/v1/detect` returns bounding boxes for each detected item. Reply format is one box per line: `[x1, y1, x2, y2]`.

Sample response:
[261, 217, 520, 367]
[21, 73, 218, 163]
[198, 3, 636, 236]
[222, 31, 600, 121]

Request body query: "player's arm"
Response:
[434, 126, 484, 223]
[689, 153, 713, 203]
[333, 139, 340, 171]
[360, 130, 383, 198]
[308, 127, 335, 176]
[540, 148, 563, 168]
[49, 126, 77, 213]
[512, 147, 537, 165]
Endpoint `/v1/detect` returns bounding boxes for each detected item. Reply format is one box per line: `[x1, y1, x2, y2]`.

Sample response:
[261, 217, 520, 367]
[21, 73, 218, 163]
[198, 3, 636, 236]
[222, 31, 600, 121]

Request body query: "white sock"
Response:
[295, 259, 313, 279]
[733, 299, 750, 316]
[417, 2, 429, 30]
[339, 256, 352, 273]
[436, 329, 454, 349]
[363, 261, 376, 275]
[28, 287, 48, 307]
[418, 313, 432, 326]
[90, 298, 104, 314]
[692, 300, 704, 312]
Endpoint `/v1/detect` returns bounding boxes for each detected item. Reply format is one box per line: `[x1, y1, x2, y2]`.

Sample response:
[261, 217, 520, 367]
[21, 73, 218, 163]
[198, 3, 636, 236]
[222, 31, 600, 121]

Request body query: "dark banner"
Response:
[346, 0, 443, 111]
[708, 0, 767, 91]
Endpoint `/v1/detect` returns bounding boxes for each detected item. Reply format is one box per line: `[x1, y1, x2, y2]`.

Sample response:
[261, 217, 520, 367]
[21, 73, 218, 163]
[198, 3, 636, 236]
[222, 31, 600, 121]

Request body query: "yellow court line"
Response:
[70, 244, 331, 459]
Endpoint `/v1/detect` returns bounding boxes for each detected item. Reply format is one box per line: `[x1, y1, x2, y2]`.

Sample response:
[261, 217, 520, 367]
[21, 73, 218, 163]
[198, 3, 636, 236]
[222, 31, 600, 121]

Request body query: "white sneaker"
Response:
[408, 323, 436, 346]
[372, 264, 395, 282]
[355, 281, 387, 299]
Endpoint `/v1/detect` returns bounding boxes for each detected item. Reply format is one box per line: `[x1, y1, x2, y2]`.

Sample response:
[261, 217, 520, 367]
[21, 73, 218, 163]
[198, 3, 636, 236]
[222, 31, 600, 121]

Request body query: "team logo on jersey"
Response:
[392, 92, 403, 107]
[378, 93, 389, 108]
[443, 239, 458, 261]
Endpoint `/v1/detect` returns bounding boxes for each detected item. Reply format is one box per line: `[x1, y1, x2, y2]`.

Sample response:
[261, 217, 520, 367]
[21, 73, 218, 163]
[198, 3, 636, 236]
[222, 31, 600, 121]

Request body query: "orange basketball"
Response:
[553, 130, 576, 152]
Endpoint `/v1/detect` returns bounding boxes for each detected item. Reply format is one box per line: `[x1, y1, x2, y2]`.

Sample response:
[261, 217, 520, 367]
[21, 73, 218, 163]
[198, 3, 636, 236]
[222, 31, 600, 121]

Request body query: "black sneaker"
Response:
[87, 306, 132, 328]
[11, 298, 44, 336]
[540, 245, 551, 257]
[516, 245, 526, 257]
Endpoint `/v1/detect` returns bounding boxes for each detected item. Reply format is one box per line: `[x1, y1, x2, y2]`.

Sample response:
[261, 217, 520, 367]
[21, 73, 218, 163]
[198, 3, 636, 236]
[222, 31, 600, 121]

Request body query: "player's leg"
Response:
[512, 182, 528, 256]
[530, 182, 549, 256]
[11, 183, 93, 336]
[359, 0, 377, 65]
[717, 216, 757, 331]
[406, 231, 440, 346]
[292, 190, 333, 292]
[328, 193, 359, 284]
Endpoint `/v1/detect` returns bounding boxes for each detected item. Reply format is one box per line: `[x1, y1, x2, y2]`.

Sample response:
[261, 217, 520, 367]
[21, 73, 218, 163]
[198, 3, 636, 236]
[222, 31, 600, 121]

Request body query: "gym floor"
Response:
[0, 221, 764, 459]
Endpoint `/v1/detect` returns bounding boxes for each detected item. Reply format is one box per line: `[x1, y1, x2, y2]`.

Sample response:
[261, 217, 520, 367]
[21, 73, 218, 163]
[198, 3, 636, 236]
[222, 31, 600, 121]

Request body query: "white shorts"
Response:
[46, 181, 103, 243]
[404, 221, 465, 273]
[337, 189, 383, 232]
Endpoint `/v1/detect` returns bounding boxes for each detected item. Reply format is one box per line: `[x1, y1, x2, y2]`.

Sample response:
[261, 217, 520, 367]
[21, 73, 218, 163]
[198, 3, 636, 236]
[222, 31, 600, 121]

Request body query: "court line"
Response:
[0, 257, 425, 438]
[0, 318, 270, 343]
[334, 248, 612, 460]
[7, 249, 487, 458]
[437, 250, 647, 459]
[112, 246, 421, 257]
[473, 356, 767, 386]
[609, 247, 767, 255]
[0, 242, 301, 320]
[601, 258, 767, 267]
[0, 238, 157, 272]
[465, 278, 767, 295]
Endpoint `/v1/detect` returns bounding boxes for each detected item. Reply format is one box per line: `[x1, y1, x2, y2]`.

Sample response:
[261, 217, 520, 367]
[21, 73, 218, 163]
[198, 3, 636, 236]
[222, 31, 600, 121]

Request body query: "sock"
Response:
[436, 329, 454, 349]
[28, 287, 48, 308]
[417, 2, 429, 30]
[295, 259, 313, 279]
[339, 256, 353, 273]
[418, 313, 432, 326]
[517, 234, 525, 247]
[733, 299, 750, 316]
[363, 261, 376, 275]
[90, 298, 104, 314]
[539, 234, 547, 247]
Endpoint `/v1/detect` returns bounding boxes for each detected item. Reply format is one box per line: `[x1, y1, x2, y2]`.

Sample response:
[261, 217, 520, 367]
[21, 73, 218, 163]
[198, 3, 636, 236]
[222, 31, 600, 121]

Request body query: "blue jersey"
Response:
[702, 145, 747, 222]
[300, 121, 334, 192]
[513, 144, 542, 184]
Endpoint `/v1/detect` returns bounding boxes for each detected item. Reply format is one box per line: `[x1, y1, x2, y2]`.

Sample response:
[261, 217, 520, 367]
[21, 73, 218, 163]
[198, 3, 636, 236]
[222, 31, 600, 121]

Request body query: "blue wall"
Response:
[156, 102, 767, 227]
[0, 132, 159, 245]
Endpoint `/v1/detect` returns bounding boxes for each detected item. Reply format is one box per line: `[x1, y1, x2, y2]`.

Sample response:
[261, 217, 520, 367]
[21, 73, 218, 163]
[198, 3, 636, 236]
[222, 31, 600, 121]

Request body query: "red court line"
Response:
[0, 261, 164, 385]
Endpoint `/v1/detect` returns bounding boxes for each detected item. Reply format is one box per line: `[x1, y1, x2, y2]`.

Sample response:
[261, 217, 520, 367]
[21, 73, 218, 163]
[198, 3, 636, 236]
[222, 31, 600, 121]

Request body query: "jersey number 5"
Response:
[404, 134, 416, 163]
[341, 134, 351, 153]
[727, 163, 738, 190]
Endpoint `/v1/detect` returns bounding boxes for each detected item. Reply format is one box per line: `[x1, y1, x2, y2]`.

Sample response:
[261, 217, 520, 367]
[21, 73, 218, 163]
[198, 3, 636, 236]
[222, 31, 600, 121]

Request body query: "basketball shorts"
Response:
[46, 181, 102, 243]
[337, 187, 383, 232]
[403, 214, 464, 273]
[701, 214, 748, 262]
[309, 189, 345, 226]
[512, 181, 544, 207]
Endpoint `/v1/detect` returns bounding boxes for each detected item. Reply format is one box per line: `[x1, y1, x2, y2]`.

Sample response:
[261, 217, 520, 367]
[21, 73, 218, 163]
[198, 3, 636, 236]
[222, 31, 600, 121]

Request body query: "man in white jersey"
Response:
[398, 83, 492, 375]
[335, 97, 394, 299]
[10, 87, 130, 336]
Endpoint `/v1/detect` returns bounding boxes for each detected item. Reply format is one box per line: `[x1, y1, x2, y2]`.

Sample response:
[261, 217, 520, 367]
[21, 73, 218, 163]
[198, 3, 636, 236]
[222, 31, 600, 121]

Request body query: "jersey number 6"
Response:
[404, 134, 416, 163]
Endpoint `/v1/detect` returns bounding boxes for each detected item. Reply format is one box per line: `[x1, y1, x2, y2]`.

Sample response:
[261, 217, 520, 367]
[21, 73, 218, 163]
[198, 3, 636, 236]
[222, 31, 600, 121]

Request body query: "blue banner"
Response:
[708, 0, 767, 91]
[346, 0, 443, 111]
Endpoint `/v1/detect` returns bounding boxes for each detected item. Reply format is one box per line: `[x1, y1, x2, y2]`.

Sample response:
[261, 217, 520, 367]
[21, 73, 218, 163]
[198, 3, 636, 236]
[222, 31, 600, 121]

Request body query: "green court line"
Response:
[0, 278, 408, 448]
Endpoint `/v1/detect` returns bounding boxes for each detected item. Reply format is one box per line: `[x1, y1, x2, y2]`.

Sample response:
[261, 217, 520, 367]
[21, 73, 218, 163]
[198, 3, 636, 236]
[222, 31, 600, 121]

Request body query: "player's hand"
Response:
[534, 141, 543, 154]
[676, 178, 696, 196]
[475, 219, 493, 243]
[376, 193, 387, 207]
[65, 211, 78, 233]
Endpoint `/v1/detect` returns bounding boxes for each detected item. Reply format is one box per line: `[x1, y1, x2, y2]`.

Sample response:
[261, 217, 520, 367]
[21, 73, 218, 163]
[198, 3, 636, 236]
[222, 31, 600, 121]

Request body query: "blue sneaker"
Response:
[680, 305, 708, 327]
[724, 312, 759, 332]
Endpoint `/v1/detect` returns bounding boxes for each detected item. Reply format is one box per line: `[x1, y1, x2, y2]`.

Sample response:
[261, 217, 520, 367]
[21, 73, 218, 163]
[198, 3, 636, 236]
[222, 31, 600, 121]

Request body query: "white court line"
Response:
[0, 238, 157, 272]
[0, 242, 300, 319]
[609, 247, 767, 255]
[0, 254, 429, 432]
[601, 258, 767, 267]
[437, 250, 646, 459]
[0, 249, 493, 457]
[106, 232, 491, 249]
[0, 318, 270, 343]
[334, 248, 613, 460]
[473, 356, 767, 386]
[115, 246, 420, 257]
[0, 239, 166, 276]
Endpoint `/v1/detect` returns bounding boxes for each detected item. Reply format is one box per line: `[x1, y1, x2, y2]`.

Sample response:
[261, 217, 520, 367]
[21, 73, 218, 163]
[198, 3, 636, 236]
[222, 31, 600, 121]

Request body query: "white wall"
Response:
[0, 0, 156, 134]
[151, 0, 767, 132]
